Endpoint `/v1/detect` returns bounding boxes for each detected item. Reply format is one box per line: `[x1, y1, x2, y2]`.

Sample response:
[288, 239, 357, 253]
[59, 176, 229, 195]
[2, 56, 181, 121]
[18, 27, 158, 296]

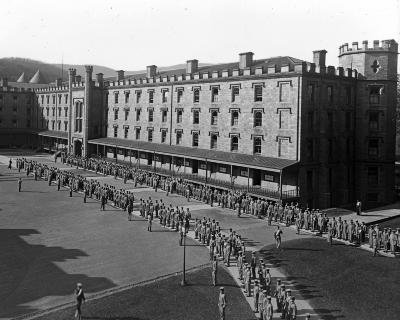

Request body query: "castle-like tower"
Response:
[339, 40, 398, 205]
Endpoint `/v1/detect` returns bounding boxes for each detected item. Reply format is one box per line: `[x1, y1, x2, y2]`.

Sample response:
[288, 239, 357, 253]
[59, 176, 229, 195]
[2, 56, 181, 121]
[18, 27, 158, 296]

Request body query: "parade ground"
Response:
[1, 150, 400, 320]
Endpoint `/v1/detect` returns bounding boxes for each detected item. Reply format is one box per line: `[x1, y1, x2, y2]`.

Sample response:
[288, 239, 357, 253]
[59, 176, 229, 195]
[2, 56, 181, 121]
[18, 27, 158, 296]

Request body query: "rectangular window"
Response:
[46, 108, 49, 116]
[192, 132, 199, 147]
[368, 167, 378, 186]
[346, 87, 352, 105]
[278, 138, 289, 158]
[46, 96, 50, 104]
[162, 90, 168, 103]
[327, 85, 333, 104]
[230, 136, 239, 152]
[253, 137, 262, 154]
[177, 109, 183, 123]
[177, 89, 183, 103]
[210, 133, 218, 149]
[254, 111, 262, 127]
[135, 128, 141, 140]
[254, 85, 263, 102]
[308, 111, 314, 130]
[125, 92, 130, 103]
[58, 95, 62, 104]
[279, 83, 290, 102]
[148, 129, 153, 142]
[114, 109, 118, 120]
[58, 108, 61, 117]
[369, 112, 379, 130]
[148, 109, 154, 122]
[279, 110, 289, 129]
[136, 109, 141, 121]
[52, 120, 55, 130]
[211, 87, 219, 102]
[193, 110, 200, 124]
[114, 126, 118, 138]
[52, 96, 55, 104]
[114, 93, 119, 104]
[368, 139, 379, 157]
[211, 110, 218, 125]
[161, 130, 167, 143]
[148, 90, 154, 104]
[52, 108, 55, 116]
[231, 111, 239, 126]
[193, 88, 200, 103]
[125, 110, 129, 121]
[307, 84, 315, 103]
[231, 86, 239, 102]
[136, 91, 142, 104]
[64, 121, 68, 131]
[57, 121, 61, 131]
[124, 127, 129, 139]
[345, 112, 351, 130]
[369, 87, 381, 104]
[162, 110, 167, 123]
[65, 94, 68, 104]
[176, 131, 182, 145]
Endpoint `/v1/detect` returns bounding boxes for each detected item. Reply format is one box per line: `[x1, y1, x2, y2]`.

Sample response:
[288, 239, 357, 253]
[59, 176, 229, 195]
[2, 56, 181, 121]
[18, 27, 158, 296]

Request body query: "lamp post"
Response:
[181, 225, 187, 286]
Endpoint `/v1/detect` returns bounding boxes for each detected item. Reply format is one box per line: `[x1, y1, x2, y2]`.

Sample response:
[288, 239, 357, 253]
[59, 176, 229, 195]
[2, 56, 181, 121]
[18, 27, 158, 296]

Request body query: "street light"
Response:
[181, 225, 187, 286]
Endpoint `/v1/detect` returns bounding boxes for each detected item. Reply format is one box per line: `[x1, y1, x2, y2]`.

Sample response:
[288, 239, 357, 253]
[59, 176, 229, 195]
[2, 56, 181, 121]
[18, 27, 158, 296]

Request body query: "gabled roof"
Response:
[29, 70, 43, 83]
[16, 72, 26, 83]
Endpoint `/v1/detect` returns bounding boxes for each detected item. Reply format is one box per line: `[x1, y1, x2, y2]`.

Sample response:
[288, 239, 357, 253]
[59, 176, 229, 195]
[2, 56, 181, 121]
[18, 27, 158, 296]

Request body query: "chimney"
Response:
[84, 65, 93, 82]
[75, 75, 82, 83]
[362, 40, 368, 50]
[0, 77, 8, 88]
[313, 50, 327, 67]
[352, 42, 359, 51]
[373, 40, 380, 49]
[68, 68, 76, 83]
[146, 65, 157, 78]
[56, 78, 62, 87]
[239, 52, 254, 69]
[96, 73, 104, 86]
[117, 70, 125, 81]
[186, 59, 198, 74]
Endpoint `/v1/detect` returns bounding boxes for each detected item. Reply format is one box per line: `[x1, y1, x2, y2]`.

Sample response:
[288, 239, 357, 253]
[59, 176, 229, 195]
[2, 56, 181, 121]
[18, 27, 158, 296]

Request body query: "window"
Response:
[306, 138, 314, 160]
[177, 89, 183, 103]
[192, 132, 199, 147]
[327, 112, 333, 130]
[148, 129, 153, 142]
[279, 83, 290, 102]
[52, 107, 55, 116]
[231, 136, 239, 152]
[231, 86, 239, 102]
[124, 127, 129, 139]
[125, 92, 130, 103]
[210, 133, 218, 149]
[162, 110, 167, 122]
[135, 128, 141, 140]
[114, 126, 118, 138]
[161, 130, 167, 143]
[368, 139, 379, 157]
[13, 119, 17, 128]
[308, 111, 314, 130]
[253, 137, 262, 154]
[254, 85, 263, 102]
[136, 91, 142, 104]
[64, 108, 68, 117]
[231, 111, 239, 126]
[125, 110, 129, 121]
[177, 109, 183, 123]
[64, 121, 68, 131]
[75, 102, 83, 132]
[114, 109, 118, 120]
[211, 110, 218, 125]
[211, 87, 219, 102]
[307, 83, 315, 103]
[193, 88, 200, 103]
[46, 107, 49, 116]
[58, 107, 61, 117]
[46, 96, 50, 104]
[278, 137, 290, 158]
[327, 85, 333, 104]
[345, 87, 352, 105]
[52, 96, 55, 104]
[345, 112, 351, 130]
[114, 93, 119, 104]
[369, 112, 379, 130]
[13, 106, 17, 113]
[148, 109, 154, 122]
[279, 110, 289, 129]
[162, 90, 168, 103]
[175, 130, 183, 144]
[65, 94, 68, 104]
[58, 94, 62, 104]
[51, 120, 55, 130]
[148, 90, 154, 103]
[136, 109, 141, 121]
[254, 111, 262, 127]
[193, 110, 200, 124]
[368, 167, 378, 186]
[369, 87, 381, 104]
[41, 95, 44, 104]
[57, 121, 61, 131]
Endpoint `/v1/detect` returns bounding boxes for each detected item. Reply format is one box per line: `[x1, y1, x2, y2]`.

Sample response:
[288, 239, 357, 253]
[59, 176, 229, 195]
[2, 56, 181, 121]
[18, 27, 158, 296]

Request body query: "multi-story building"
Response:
[1, 39, 397, 209]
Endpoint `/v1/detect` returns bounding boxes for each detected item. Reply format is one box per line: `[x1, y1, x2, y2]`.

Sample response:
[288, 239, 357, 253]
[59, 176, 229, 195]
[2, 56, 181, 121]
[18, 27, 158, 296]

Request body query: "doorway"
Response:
[74, 140, 82, 157]
[253, 169, 261, 186]
[192, 160, 198, 174]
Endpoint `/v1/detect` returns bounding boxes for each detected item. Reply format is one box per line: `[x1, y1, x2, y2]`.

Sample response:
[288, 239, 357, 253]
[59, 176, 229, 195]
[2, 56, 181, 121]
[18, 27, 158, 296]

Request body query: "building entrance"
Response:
[74, 140, 82, 157]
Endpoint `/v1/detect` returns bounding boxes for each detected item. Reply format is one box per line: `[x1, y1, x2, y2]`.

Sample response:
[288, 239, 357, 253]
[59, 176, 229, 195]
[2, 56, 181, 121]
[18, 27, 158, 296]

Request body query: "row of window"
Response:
[114, 108, 275, 127]
[42, 106, 69, 117]
[0, 94, 32, 104]
[40, 94, 68, 105]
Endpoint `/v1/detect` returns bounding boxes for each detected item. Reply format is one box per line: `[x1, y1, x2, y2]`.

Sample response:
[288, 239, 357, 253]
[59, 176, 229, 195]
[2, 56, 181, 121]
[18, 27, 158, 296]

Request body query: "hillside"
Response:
[52, 64, 117, 78]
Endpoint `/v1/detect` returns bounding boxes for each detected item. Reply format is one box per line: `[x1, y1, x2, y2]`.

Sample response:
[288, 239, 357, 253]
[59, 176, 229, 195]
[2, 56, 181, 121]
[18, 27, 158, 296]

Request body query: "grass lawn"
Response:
[34, 266, 256, 320]
[259, 237, 400, 320]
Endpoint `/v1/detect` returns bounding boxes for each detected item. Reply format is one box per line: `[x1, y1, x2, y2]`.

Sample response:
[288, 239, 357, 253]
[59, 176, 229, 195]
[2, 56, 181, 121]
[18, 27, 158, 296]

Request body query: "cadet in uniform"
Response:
[74, 282, 85, 320]
[265, 296, 273, 320]
[218, 287, 227, 320]
[253, 280, 260, 313]
[212, 255, 218, 286]
[18, 178, 22, 192]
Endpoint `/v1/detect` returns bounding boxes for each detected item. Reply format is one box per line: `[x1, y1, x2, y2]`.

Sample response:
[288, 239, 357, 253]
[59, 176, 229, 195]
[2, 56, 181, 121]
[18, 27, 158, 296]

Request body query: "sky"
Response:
[0, 0, 399, 71]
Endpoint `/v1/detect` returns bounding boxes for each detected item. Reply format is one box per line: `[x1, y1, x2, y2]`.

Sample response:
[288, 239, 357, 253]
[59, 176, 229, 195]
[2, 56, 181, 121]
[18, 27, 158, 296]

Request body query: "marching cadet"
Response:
[74, 282, 85, 320]
[245, 265, 252, 297]
[372, 233, 379, 256]
[288, 296, 297, 320]
[274, 279, 282, 313]
[282, 289, 292, 319]
[250, 251, 257, 279]
[8, 158, 12, 170]
[265, 267, 272, 295]
[147, 214, 153, 232]
[18, 178, 22, 192]
[274, 226, 283, 249]
[265, 296, 273, 320]
[237, 251, 243, 281]
[218, 287, 227, 320]
[253, 280, 260, 313]
[258, 289, 265, 319]
[212, 255, 218, 286]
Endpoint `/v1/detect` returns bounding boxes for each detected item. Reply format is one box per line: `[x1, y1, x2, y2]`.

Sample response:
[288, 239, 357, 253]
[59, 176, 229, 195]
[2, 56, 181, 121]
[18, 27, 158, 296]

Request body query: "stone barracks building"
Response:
[0, 39, 397, 209]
